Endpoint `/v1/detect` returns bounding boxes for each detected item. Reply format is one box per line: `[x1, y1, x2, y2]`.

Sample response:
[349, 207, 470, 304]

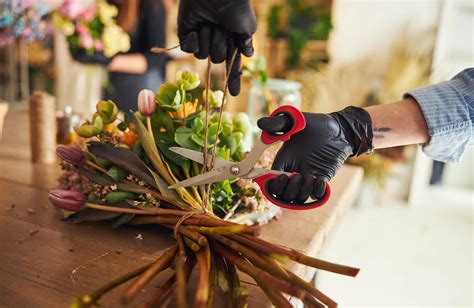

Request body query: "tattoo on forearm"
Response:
[373, 127, 392, 139]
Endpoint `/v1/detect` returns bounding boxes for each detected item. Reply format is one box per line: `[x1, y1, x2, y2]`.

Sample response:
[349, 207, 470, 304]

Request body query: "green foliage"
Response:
[156, 83, 185, 111]
[96, 100, 119, 124]
[266, 1, 333, 69]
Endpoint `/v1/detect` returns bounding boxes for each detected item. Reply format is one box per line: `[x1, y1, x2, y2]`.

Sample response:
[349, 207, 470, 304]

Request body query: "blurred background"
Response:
[0, 0, 472, 306]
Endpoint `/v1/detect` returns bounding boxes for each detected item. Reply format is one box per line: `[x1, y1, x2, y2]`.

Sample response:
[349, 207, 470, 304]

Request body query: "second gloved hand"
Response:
[177, 0, 256, 96]
[72, 49, 113, 66]
[257, 107, 374, 204]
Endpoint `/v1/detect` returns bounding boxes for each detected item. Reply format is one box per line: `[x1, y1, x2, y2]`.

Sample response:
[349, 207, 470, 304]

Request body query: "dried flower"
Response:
[56, 145, 86, 166]
[49, 189, 86, 212]
[137, 89, 156, 116]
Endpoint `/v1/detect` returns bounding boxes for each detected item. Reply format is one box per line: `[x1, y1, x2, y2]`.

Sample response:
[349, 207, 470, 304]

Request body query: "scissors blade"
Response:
[169, 147, 231, 169]
[241, 167, 289, 180]
[168, 169, 231, 189]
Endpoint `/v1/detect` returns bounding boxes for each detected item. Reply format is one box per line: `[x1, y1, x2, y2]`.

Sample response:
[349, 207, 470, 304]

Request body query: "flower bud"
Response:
[56, 145, 86, 166]
[49, 189, 86, 212]
[138, 89, 156, 116]
[96, 100, 119, 124]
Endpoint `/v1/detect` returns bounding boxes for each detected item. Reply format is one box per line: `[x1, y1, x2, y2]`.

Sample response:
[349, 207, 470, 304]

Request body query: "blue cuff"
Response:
[404, 75, 472, 162]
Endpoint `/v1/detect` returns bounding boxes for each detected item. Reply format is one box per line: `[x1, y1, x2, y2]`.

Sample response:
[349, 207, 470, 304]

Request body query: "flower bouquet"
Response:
[0, 0, 52, 47]
[50, 69, 359, 307]
[53, 0, 129, 58]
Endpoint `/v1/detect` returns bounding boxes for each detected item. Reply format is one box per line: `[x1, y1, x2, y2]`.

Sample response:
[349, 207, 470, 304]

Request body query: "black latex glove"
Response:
[178, 0, 256, 96]
[72, 49, 113, 66]
[257, 107, 374, 204]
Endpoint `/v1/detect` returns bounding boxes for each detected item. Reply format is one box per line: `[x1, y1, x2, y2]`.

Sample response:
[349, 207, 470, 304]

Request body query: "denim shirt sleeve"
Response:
[403, 68, 474, 162]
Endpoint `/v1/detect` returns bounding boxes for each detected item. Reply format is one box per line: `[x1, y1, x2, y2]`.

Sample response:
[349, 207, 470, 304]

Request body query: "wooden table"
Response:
[0, 110, 363, 307]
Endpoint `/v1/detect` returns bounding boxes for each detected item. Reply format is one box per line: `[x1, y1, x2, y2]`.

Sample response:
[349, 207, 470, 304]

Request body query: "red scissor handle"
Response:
[261, 105, 306, 145]
[253, 173, 331, 210]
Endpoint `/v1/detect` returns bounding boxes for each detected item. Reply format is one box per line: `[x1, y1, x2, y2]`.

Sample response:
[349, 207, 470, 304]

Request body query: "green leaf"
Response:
[73, 115, 103, 138]
[156, 133, 188, 166]
[111, 213, 135, 229]
[106, 166, 128, 182]
[175, 127, 202, 151]
[176, 70, 200, 91]
[145, 166, 181, 201]
[96, 100, 119, 124]
[156, 83, 185, 112]
[152, 107, 175, 137]
[88, 144, 157, 188]
[233, 113, 252, 136]
[117, 121, 128, 131]
[105, 191, 136, 203]
[78, 167, 116, 186]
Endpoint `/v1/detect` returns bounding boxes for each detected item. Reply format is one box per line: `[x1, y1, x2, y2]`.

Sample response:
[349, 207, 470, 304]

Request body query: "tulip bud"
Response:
[49, 189, 86, 212]
[56, 145, 86, 166]
[138, 89, 156, 116]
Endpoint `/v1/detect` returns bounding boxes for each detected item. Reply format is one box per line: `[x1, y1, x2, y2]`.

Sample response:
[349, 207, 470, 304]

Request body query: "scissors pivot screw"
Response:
[230, 165, 240, 176]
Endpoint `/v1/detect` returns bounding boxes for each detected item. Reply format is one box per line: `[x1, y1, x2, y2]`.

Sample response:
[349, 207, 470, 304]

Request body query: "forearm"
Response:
[364, 98, 430, 149]
[107, 54, 148, 74]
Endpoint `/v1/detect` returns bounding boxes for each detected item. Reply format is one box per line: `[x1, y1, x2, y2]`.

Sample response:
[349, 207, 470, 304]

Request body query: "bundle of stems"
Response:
[73, 203, 359, 308]
[64, 52, 359, 307]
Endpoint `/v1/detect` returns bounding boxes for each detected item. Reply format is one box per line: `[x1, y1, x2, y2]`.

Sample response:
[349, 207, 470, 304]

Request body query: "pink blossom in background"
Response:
[21, 27, 32, 38]
[19, 0, 36, 9]
[93, 39, 103, 51]
[60, 0, 87, 20]
[76, 23, 89, 36]
[79, 34, 93, 49]
[81, 8, 96, 22]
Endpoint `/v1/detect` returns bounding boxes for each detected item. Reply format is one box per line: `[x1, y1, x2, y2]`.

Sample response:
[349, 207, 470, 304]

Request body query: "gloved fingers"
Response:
[238, 34, 254, 58]
[179, 31, 199, 54]
[210, 28, 227, 63]
[257, 114, 293, 134]
[296, 174, 315, 203]
[195, 25, 211, 59]
[311, 176, 327, 199]
[226, 41, 242, 96]
[267, 174, 288, 196]
[280, 174, 303, 202]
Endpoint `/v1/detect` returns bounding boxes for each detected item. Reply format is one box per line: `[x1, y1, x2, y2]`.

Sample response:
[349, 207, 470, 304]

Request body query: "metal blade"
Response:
[168, 169, 231, 189]
[241, 168, 289, 180]
[169, 147, 231, 169]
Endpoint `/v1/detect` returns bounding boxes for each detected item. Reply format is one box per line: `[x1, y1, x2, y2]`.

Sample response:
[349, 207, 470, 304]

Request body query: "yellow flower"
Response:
[52, 14, 75, 36]
[102, 24, 130, 57]
[168, 100, 200, 120]
[97, 0, 118, 26]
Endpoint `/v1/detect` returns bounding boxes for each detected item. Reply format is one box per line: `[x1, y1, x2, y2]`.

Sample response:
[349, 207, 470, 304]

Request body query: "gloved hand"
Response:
[72, 49, 113, 66]
[257, 107, 374, 204]
[177, 0, 257, 96]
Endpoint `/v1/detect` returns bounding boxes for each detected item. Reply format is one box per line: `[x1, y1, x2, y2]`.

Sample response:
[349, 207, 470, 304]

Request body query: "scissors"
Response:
[168, 105, 331, 210]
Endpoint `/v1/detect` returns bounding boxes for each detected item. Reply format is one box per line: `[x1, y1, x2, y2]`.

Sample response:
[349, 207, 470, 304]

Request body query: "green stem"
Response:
[77, 261, 154, 306]
[85, 203, 157, 215]
[184, 167, 203, 205]
[85, 160, 108, 174]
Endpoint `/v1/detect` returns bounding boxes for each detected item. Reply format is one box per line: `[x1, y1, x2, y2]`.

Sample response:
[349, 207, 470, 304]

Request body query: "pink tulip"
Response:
[56, 145, 86, 166]
[93, 39, 103, 51]
[76, 23, 89, 36]
[81, 8, 95, 22]
[49, 189, 86, 212]
[80, 33, 93, 49]
[138, 89, 157, 117]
